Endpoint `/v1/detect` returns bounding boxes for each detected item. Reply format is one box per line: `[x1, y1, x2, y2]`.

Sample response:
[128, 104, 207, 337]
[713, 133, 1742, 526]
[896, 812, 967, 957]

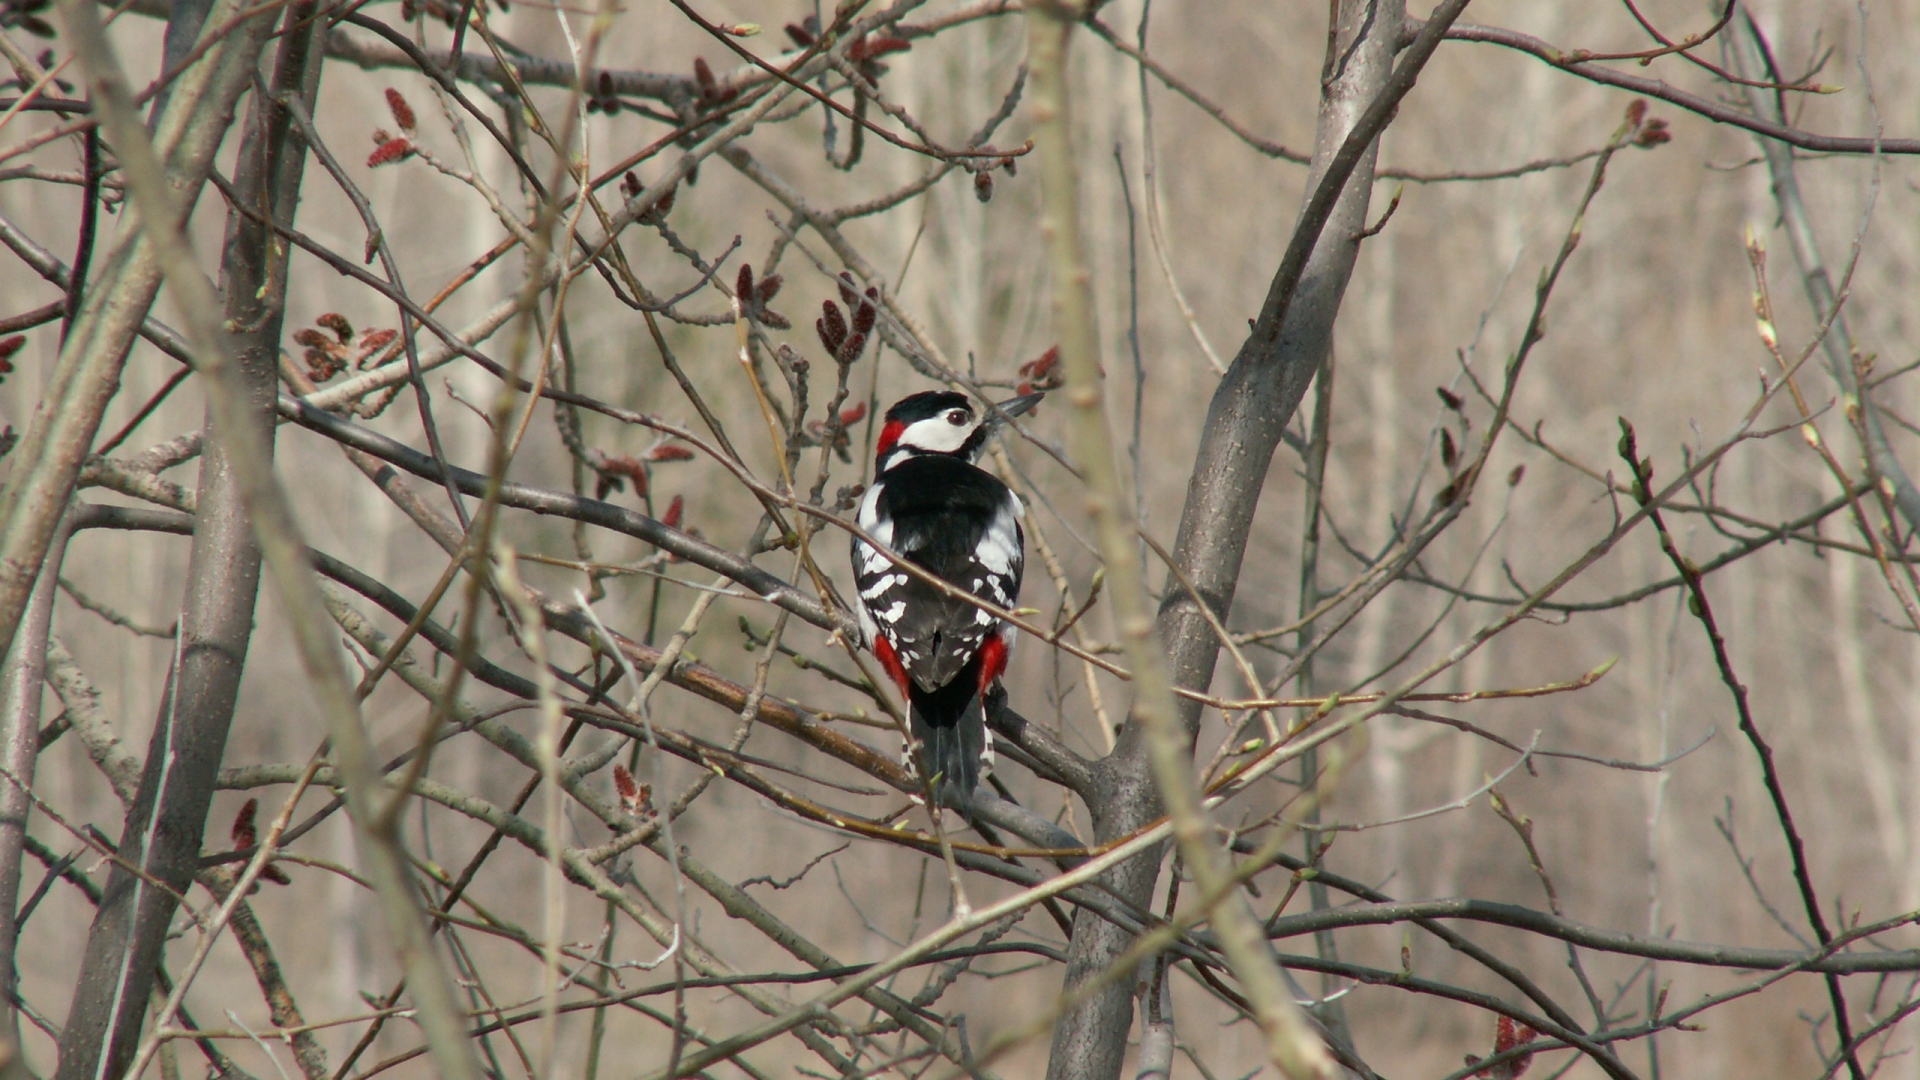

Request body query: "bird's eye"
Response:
[947, 410, 969, 426]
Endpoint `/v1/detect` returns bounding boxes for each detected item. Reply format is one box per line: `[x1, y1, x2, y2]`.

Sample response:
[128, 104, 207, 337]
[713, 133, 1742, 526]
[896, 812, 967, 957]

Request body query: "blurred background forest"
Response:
[1, 0, 1918, 1077]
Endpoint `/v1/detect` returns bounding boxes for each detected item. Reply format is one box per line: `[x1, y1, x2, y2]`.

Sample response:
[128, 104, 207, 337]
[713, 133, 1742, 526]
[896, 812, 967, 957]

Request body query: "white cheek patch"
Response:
[898, 415, 977, 455]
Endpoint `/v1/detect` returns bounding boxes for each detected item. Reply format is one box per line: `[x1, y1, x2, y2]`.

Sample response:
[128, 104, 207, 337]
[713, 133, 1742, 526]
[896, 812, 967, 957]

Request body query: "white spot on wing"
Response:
[975, 500, 1022, 576]
[857, 485, 892, 549]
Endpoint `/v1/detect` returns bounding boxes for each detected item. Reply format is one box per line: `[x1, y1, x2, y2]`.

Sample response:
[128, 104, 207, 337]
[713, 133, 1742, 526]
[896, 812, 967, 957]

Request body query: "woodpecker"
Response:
[852, 390, 1040, 806]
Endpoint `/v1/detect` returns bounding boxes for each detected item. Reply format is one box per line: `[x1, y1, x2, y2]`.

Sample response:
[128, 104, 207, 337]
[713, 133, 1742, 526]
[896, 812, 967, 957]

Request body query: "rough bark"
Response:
[0, 511, 72, 1047]
[53, 11, 319, 1079]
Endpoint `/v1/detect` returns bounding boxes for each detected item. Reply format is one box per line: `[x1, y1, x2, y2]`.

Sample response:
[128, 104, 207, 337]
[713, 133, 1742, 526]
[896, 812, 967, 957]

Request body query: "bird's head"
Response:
[874, 390, 1043, 472]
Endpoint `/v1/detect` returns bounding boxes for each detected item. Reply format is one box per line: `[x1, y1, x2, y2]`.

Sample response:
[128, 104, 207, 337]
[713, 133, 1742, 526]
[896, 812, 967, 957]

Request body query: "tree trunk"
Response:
[1045, 2, 1404, 1076]
[54, 11, 321, 1078]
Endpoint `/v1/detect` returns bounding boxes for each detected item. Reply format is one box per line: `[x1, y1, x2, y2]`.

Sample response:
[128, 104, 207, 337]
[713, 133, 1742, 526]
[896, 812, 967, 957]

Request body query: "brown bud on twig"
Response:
[1469, 1015, 1537, 1079]
[318, 313, 354, 343]
[1016, 345, 1063, 398]
[691, 57, 736, 106]
[359, 329, 397, 358]
[227, 798, 290, 886]
[367, 137, 414, 168]
[613, 765, 655, 817]
[593, 451, 649, 500]
[590, 70, 620, 114]
[1020, 346, 1060, 380]
[662, 494, 685, 529]
[817, 300, 848, 355]
[231, 798, 259, 851]
[647, 444, 695, 462]
[1436, 385, 1463, 411]
[293, 329, 342, 381]
[847, 35, 909, 64]
[734, 263, 790, 327]
[974, 172, 994, 202]
[296, 317, 399, 382]
[385, 88, 417, 133]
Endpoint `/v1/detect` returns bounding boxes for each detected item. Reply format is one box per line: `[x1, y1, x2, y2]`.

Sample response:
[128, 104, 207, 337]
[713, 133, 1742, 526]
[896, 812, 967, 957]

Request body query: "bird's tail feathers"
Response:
[905, 680, 993, 808]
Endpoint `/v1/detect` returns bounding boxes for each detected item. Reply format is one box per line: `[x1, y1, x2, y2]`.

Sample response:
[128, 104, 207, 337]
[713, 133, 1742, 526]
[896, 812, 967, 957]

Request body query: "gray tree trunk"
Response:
[1044, 3, 1404, 1077]
[54, 11, 322, 1079]
[0, 512, 73, 1049]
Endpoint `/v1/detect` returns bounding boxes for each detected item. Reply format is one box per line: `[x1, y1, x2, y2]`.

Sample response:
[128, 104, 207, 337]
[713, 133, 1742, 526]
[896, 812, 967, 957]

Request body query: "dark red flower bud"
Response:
[318, 313, 354, 342]
[367, 138, 414, 168]
[231, 799, 260, 851]
[817, 301, 848, 354]
[385, 88, 417, 133]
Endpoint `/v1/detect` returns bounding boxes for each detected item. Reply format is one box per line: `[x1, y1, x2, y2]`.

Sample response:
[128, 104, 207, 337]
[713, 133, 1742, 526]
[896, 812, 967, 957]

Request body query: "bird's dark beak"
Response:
[988, 391, 1045, 427]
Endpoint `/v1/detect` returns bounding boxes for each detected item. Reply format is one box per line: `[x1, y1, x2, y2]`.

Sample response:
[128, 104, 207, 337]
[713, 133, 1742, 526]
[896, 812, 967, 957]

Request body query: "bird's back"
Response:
[856, 454, 1024, 690]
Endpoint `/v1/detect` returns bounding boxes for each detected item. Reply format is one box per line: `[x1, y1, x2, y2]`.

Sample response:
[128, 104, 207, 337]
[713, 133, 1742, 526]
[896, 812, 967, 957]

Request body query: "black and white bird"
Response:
[851, 390, 1040, 806]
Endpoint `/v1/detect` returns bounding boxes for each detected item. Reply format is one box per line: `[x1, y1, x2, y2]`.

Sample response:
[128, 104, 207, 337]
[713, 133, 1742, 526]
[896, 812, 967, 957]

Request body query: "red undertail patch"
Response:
[873, 635, 911, 696]
[976, 632, 1009, 695]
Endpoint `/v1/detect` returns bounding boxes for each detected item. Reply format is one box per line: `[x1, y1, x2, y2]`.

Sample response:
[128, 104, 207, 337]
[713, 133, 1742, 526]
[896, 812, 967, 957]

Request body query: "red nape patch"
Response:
[876, 419, 906, 459]
[872, 635, 911, 696]
[976, 633, 1010, 694]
